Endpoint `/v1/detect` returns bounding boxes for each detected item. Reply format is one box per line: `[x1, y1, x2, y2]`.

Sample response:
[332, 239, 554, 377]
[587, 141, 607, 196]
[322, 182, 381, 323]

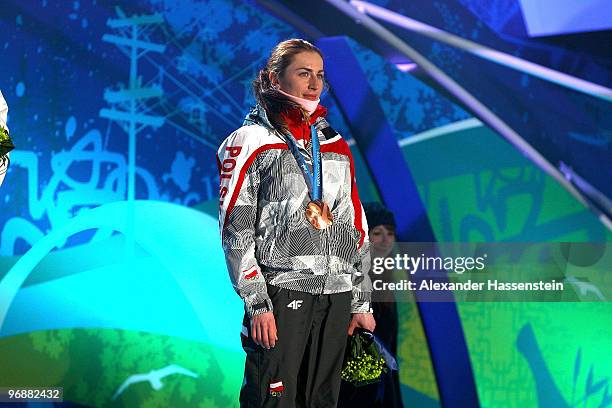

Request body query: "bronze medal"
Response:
[305, 200, 333, 230]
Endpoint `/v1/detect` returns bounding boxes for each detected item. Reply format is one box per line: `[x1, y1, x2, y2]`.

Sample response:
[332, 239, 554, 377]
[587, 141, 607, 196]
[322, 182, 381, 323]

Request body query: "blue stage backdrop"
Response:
[0, 1, 610, 408]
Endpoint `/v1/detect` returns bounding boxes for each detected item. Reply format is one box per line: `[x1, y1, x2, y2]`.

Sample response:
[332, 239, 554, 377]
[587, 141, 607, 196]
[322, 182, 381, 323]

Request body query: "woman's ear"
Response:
[268, 71, 279, 88]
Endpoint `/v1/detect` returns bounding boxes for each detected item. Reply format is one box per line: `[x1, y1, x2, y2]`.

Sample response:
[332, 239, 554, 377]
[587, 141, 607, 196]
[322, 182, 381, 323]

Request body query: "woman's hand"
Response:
[348, 313, 376, 335]
[251, 312, 278, 349]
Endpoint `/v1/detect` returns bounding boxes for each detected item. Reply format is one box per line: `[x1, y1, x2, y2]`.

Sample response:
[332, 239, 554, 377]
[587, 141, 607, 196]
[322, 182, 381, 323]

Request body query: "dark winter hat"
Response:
[363, 202, 396, 229]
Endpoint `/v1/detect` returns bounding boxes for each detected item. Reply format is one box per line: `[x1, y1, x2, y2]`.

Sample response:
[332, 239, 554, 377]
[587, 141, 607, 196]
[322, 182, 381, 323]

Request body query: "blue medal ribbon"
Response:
[284, 125, 321, 201]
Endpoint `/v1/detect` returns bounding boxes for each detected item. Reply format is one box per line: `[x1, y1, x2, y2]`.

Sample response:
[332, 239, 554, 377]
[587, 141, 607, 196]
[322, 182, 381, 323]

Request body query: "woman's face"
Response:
[369, 225, 396, 258]
[272, 51, 324, 101]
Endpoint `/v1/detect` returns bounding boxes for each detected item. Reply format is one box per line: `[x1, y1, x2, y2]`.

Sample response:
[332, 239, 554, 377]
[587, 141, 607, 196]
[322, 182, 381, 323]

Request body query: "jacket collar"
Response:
[242, 103, 328, 131]
[243, 103, 274, 129]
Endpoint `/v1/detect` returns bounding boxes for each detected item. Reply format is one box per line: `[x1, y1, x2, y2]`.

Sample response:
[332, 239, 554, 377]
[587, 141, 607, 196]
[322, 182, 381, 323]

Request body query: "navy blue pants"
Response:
[240, 284, 352, 408]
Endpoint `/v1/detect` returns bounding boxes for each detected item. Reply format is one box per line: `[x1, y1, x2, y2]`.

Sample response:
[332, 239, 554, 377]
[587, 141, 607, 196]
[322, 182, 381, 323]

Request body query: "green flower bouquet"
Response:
[341, 328, 391, 387]
[0, 125, 14, 174]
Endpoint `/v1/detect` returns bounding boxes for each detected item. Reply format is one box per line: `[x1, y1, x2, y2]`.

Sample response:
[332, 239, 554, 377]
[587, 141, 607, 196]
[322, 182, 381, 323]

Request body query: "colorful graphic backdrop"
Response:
[1, 1, 610, 407]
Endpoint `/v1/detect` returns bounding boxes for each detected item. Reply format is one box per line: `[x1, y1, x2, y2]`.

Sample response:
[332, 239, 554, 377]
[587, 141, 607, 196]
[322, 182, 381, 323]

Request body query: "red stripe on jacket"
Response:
[320, 139, 366, 248]
[222, 143, 288, 228]
[223, 137, 365, 249]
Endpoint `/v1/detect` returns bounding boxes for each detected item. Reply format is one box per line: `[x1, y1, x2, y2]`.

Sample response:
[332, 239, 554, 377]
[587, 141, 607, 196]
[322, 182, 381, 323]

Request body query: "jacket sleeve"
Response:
[0, 90, 8, 130]
[218, 129, 272, 318]
[344, 146, 373, 313]
[0, 90, 9, 187]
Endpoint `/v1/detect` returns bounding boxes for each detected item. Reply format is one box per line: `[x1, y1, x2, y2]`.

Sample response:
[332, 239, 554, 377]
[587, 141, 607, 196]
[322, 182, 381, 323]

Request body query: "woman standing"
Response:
[217, 39, 375, 407]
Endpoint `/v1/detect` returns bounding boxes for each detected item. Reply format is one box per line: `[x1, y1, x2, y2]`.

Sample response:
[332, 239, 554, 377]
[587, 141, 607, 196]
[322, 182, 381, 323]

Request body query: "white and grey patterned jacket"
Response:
[217, 105, 372, 317]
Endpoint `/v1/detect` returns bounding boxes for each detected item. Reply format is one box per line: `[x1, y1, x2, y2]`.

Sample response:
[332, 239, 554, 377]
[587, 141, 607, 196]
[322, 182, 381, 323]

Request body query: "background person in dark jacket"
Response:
[339, 202, 404, 408]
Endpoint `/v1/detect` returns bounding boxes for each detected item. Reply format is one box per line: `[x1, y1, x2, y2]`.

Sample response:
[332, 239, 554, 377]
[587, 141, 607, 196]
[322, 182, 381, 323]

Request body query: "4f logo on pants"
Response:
[287, 300, 303, 310]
